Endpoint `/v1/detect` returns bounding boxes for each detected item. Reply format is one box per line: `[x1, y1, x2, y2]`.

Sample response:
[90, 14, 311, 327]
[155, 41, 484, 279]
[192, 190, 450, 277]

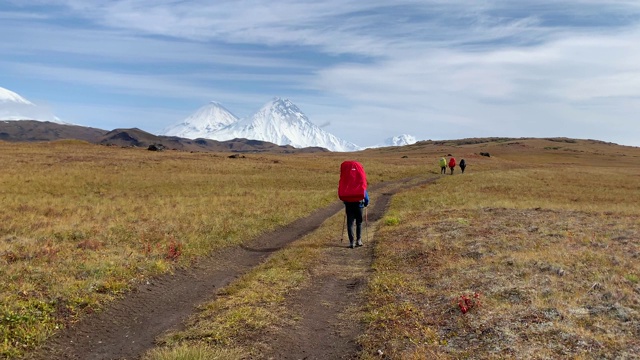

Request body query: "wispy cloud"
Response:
[1, 0, 640, 146]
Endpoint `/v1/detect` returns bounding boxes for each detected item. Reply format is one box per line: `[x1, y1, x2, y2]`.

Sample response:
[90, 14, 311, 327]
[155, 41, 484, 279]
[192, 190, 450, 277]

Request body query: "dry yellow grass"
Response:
[361, 142, 640, 359]
[2, 137, 639, 358]
[139, 138, 640, 359]
[150, 211, 347, 358]
[0, 140, 426, 357]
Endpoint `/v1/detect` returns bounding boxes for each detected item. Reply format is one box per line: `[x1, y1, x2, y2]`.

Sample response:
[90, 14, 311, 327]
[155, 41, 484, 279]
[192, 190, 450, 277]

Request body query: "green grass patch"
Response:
[142, 344, 245, 360]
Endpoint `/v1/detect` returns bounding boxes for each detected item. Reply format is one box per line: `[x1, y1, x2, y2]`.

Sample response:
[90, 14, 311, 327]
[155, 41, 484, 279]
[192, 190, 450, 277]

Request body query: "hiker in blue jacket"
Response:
[344, 190, 369, 248]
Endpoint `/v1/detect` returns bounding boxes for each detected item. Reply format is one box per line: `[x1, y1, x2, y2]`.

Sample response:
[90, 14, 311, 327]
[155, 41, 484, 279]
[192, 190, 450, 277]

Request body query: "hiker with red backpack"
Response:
[344, 189, 369, 248]
[338, 161, 369, 249]
[448, 156, 456, 175]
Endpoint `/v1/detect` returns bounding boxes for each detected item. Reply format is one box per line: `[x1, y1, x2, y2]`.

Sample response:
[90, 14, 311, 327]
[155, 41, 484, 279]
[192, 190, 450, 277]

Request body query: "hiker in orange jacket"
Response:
[448, 157, 456, 175]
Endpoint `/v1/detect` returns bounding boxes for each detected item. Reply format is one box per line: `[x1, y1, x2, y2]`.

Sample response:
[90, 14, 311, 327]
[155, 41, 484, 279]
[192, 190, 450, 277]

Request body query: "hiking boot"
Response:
[356, 239, 363, 247]
[349, 242, 354, 249]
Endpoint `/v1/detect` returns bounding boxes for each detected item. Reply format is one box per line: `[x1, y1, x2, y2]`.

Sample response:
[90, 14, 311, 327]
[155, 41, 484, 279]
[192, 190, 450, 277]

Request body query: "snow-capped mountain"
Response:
[0, 86, 63, 123]
[162, 101, 239, 139]
[366, 134, 418, 148]
[384, 134, 417, 147]
[0, 87, 33, 105]
[217, 98, 361, 152]
[164, 97, 361, 152]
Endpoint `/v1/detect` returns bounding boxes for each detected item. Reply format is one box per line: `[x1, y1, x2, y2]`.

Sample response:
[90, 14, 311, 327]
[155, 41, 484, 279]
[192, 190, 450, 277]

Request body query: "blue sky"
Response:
[1, 0, 640, 147]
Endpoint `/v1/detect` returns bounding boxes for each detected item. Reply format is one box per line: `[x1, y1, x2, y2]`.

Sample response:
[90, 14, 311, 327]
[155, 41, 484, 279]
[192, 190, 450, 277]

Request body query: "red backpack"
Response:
[338, 160, 367, 202]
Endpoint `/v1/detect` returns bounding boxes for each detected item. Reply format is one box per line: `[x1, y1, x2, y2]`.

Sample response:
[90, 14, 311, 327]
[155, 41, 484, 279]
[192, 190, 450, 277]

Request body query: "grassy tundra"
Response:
[362, 141, 640, 358]
[0, 140, 424, 358]
[1, 138, 639, 359]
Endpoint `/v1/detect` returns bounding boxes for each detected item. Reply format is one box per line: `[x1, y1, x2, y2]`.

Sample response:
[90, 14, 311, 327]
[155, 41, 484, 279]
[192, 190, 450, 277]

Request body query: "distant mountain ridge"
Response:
[162, 98, 361, 152]
[0, 120, 107, 142]
[97, 127, 328, 153]
[2, 86, 418, 151]
[0, 120, 328, 153]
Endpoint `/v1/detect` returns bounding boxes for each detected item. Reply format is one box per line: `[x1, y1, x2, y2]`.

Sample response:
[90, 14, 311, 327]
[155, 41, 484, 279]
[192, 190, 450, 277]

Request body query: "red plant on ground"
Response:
[166, 238, 182, 261]
[458, 292, 481, 314]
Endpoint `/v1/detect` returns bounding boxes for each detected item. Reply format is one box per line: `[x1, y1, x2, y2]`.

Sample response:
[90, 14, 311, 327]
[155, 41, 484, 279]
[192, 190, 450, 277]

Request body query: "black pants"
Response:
[460, 165, 466, 173]
[450, 166, 455, 174]
[345, 203, 363, 243]
[440, 166, 446, 174]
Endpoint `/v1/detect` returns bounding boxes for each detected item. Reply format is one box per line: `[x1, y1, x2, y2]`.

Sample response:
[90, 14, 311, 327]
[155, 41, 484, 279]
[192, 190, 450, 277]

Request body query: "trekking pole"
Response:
[341, 213, 346, 243]
[365, 206, 369, 243]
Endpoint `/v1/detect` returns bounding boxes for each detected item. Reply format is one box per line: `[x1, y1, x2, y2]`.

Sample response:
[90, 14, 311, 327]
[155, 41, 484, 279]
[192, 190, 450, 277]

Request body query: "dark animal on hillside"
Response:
[148, 144, 165, 151]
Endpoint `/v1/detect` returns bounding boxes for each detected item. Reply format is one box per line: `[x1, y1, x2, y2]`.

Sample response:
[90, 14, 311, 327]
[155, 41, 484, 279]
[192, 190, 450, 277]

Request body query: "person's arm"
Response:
[364, 190, 369, 207]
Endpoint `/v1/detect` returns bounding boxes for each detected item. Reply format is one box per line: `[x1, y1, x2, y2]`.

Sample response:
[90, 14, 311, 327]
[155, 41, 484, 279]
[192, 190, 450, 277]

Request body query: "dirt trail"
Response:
[26, 176, 436, 360]
[259, 186, 398, 359]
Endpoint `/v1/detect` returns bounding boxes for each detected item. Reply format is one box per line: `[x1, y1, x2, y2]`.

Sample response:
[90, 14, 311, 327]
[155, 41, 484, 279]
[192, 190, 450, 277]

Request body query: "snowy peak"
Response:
[0, 87, 34, 105]
[163, 101, 239, 138]
[266, 97, 308, 123]
[220, 98, 360, 152]
[240, 97, 310, 128]
[366, 134, 418, 149]
[163, 98, 361, 152]
[0, 86, 63, 123]
[385, 134, 417, 147]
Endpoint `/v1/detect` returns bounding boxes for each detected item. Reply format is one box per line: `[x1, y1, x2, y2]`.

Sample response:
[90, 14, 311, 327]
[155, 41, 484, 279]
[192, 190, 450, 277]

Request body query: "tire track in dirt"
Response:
[258, 193, 390, 359]
[25, 176, 437, 360]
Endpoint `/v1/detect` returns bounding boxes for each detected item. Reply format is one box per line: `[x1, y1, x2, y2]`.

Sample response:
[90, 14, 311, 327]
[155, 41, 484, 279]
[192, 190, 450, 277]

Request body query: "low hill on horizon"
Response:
[2, 119, 637, 156]
[0, 120, 107, 142]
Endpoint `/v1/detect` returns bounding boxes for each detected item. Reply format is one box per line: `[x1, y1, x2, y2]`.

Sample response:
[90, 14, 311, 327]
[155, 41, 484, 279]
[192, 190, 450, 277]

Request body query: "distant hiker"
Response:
[338, 160, 369, 249]
[460, 159, 466, 173]
[344, 190, 369, 248]
[448, 157, 456, 175]
[439, 157, 447, 174]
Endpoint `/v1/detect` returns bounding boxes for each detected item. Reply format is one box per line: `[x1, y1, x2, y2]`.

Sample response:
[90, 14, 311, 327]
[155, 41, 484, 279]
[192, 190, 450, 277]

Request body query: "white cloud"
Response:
[2, 0, 640, 146]
[307, 22, 640, 145]
[2, 62, 215, 99]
